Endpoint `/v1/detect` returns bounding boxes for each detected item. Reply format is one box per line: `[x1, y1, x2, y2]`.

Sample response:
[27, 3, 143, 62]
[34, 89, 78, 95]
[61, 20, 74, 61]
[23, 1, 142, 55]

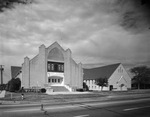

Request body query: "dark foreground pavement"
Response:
[1, 96, 150, 117]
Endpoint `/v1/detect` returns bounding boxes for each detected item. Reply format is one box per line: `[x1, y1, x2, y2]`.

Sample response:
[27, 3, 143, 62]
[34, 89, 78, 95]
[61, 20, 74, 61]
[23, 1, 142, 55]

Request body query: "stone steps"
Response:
[50, 86, 69, 92]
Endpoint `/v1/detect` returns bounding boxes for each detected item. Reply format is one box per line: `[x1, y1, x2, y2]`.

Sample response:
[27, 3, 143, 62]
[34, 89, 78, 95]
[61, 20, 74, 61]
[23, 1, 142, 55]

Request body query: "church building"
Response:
[21, 42, 83, 92]
[83, 63, 131, 91]
[12, 42, 131, 92]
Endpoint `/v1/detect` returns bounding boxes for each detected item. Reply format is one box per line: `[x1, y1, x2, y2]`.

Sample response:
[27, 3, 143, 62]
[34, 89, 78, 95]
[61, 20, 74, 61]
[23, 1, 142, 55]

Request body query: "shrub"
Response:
[83, 82, 89, 91]
[6, 78, 21, 92]
[18, 87, 25, 93]
[76, 88, 84, 92]
[41, 88, 46, 93]
[0, 84, 6, 90]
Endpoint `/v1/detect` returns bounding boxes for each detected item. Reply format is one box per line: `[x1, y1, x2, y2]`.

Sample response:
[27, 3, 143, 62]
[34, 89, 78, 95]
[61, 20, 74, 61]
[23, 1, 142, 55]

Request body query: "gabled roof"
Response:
[11, 66, 21, 79]
[83, 63, 121, 80]
[47, 41, 65, 52]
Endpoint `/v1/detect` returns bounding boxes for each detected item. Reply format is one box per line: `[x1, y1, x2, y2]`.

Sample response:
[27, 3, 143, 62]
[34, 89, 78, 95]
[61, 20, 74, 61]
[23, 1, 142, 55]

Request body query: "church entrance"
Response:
[48, 76, 63, 85]
[47, 47, 65, 86]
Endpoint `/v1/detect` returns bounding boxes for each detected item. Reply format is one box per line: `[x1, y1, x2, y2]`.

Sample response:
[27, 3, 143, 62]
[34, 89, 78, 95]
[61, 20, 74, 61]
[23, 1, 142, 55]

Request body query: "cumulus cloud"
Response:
[0, 0, 150, 82]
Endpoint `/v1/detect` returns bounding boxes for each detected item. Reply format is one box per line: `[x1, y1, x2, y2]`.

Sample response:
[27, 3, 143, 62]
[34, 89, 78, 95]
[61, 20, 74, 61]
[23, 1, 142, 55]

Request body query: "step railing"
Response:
[64, 85, 72, 92]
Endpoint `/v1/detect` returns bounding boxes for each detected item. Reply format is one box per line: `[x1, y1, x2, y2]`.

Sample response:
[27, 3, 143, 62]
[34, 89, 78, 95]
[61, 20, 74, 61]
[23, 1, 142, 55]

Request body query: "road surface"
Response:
[1, 98, 150, 117]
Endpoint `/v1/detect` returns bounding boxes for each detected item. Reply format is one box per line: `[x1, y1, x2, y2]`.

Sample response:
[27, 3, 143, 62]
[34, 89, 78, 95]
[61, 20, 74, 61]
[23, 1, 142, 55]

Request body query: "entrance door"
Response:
[109, 85, 113, 91]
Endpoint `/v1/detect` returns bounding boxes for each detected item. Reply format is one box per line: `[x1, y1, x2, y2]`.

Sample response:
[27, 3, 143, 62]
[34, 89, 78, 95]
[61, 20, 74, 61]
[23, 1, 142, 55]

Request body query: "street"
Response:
[1, 97, 150, 117]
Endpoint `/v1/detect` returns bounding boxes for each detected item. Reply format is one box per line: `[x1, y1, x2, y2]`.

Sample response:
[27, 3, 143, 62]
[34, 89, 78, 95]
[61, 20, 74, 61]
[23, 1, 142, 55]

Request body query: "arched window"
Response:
[48, 47, 64, 62]
[47, 47, 64, 72]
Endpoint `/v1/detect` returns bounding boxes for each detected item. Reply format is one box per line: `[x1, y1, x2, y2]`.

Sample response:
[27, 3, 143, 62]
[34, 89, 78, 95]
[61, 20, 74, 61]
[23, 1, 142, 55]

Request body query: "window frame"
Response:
[47, 61, 64, 72]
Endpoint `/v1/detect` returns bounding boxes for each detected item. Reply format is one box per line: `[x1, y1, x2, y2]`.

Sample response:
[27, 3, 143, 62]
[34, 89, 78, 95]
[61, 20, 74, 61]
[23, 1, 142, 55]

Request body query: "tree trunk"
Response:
[101, 86, 103, 91]
[138, 83, 140, 89]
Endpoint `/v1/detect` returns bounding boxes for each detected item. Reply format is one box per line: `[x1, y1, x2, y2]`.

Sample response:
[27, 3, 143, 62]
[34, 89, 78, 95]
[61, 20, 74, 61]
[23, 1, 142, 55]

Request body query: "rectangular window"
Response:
[47, 61, 64, 72]
[51, 64, 54, 71]
[48, 64, 51, 71]
[61, 65, 64, 71]
[58, 64, 61, 71]
[48, 79, 51, 83]
[52, 79, 54, 83]
[55, 79, 57, 83]
[58, 79, 60, 83]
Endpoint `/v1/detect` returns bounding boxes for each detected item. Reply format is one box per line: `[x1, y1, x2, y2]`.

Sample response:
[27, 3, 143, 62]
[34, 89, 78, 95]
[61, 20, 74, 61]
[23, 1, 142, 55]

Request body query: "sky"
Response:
[0, 0, 150, 83]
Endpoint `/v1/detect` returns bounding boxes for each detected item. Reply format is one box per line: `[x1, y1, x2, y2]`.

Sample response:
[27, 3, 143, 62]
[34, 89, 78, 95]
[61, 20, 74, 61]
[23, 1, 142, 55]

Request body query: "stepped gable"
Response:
[50, 86, 69, 92]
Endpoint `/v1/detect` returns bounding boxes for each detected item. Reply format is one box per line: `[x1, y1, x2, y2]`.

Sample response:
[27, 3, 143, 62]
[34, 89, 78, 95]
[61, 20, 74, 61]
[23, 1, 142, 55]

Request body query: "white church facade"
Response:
[21, 42, 83, 91]
[12, 42, 131, 92]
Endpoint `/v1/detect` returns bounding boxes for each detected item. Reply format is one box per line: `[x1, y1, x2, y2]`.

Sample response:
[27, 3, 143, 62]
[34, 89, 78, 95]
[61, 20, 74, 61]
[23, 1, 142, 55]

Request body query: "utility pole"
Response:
[0, 65, 4, 85]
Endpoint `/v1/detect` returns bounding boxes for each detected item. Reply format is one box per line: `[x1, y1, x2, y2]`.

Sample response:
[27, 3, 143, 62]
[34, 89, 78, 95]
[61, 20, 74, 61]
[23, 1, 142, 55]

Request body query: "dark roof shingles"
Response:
[11, 66, 21, 79]
[83, 63, 120, 80]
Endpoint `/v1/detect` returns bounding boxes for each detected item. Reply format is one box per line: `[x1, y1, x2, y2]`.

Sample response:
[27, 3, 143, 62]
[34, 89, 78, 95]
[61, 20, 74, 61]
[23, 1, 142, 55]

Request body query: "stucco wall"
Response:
[66, 58, 83, 89]
[29, 45, 46, 88]
[64, 49, 71, 86]
[29, 55, 41, 87]
[22, 57, 30, 88]
[22, 45, 47, 88]
[84, 80, 108, 91]
[64, 50, 83, 89]
[70, 59, 78, 88]
[78, 63, 83, 88]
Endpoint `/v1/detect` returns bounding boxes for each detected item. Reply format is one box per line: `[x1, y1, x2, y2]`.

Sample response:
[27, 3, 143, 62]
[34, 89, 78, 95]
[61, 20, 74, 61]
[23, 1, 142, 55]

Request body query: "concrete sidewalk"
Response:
[1, 93, 150, 107]
[46, 91, 91, 95]
[0, 96, 109, 107]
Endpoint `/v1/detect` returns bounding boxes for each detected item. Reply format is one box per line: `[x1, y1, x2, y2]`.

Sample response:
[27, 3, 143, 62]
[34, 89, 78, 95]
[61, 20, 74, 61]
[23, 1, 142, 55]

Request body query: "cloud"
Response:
[0, 0, 150, 83]
[115, 0, 150, 33]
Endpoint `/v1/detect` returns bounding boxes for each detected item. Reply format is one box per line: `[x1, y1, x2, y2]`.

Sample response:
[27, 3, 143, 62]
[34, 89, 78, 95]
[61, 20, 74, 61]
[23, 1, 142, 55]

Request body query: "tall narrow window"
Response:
[51, 64, 54, 71]
[48, 64, 50, 71]
[52, 79, 54, 83]
[58, 64, 61, 71]
[58, 79, 60, 83]
[61, 65, 64, 71]
[48, 78, 51, 83]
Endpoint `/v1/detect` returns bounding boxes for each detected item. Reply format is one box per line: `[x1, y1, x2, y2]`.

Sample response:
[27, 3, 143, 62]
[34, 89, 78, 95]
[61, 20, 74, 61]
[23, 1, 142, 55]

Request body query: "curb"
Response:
[1, 94, 150, 107]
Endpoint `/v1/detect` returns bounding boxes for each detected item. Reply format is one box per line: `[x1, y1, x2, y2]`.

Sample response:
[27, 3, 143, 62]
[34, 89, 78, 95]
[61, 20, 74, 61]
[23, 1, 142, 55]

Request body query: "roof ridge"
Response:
[83, 63, 121, 80]
[84, 63, 121, 70]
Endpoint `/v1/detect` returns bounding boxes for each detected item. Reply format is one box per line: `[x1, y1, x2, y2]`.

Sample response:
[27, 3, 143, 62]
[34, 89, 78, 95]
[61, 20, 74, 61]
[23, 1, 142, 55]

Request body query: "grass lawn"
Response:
[1, 89, 150, 102]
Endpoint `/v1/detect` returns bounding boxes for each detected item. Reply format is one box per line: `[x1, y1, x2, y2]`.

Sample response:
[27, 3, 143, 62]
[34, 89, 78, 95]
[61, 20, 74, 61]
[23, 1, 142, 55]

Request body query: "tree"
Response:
[0, 84, 6, 90]
[83, 82, 89, 91]
[130, 66, 150, 89]
[119, 83, 125, 90]
[0, 0, 33, 12]
[6, 78, 21, 92]
[95, 77, 108, 91]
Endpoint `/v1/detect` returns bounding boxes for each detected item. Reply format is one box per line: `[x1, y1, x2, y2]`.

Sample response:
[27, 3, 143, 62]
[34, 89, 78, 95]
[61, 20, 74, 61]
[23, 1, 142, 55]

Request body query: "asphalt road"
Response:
[1, 98, 150, 117]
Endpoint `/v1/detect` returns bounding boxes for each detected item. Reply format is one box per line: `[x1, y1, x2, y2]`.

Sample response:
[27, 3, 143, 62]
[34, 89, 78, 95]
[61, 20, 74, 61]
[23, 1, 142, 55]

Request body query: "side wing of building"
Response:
[108, 64, 131, 90]
[83, 63, 131, 91]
